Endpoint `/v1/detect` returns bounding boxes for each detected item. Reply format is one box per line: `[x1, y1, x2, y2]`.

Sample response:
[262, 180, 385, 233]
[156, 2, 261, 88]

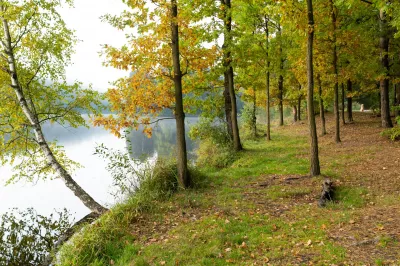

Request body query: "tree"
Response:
[318, 75, 327, 136]
[0, 0, 106, 214]
[306, 0, 321, 176]
[379, 6, 393, 128]
[347, 79, 354, 122]
[329, 0, 341, 143]
[96, 0, 216, 187]
[170, 0, 190, 187]
[220, 0, 242, 151]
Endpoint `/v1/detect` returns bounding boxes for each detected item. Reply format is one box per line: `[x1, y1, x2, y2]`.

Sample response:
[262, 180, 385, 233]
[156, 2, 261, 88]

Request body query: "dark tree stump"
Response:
[318, 179, 334, 207]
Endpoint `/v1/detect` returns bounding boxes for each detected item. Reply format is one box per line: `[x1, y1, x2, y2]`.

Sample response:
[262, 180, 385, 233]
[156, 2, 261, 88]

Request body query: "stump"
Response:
[318, 178, 334, 207]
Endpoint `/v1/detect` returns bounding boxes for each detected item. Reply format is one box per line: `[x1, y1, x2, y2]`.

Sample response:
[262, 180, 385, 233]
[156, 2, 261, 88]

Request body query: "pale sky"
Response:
[59, 0, 129, 92]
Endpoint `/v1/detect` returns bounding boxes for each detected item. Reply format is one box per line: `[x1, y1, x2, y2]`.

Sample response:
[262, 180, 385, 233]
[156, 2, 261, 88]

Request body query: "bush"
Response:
[189, 118, 236, 168]
[381, 126, 400, 141]
[0, 208, 71, 265]
[240, 103, 257, 138]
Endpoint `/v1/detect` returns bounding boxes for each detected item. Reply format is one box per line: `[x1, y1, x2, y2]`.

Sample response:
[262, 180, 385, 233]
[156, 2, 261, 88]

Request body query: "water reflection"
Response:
[127, 117, 198, 161]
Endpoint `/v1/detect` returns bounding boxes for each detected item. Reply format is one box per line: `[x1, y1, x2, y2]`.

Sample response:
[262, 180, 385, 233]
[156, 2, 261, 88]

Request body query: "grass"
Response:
[58, 116, 400, 265]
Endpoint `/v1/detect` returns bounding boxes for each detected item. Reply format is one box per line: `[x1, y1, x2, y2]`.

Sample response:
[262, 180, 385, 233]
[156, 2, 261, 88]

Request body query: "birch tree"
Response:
[0, 0, 107, 214]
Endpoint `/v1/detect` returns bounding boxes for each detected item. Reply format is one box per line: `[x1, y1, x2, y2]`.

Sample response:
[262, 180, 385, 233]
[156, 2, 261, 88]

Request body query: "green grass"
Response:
[57, 126, 398, 265]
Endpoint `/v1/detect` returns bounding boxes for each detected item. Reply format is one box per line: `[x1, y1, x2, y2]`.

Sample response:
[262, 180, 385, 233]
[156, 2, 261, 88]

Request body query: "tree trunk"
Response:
[278, 26, 284, 126]
[224, 78, 233, 139]
[298, 86, 302, 121]
[252, 88, 257, 138]
[347, 79, 353, 122]
[379, 8, 393, 128]
[318, 76, 326, 136]
[341, 83, 346, 125]
[170, 0, 190, 188]
[222, 0, 242, 151]
[265, 17, 271, 141]
[306, 0, 321, 176]
[1, 18, 107, 215]
[330, 0, 341, 143]
[293, 106, 298, 123]
[395, 84, 400, 118]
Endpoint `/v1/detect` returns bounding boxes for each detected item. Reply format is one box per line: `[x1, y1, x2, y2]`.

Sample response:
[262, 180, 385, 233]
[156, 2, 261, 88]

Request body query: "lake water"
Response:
[0, 117, 198, 221]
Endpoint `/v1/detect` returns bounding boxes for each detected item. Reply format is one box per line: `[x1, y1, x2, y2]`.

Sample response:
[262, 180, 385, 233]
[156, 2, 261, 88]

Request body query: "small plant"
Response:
[381, 127, 400, 141]
[189, 118, 236, 168]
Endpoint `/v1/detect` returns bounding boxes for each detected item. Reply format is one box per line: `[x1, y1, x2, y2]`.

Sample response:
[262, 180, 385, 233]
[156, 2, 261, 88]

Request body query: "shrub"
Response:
[381, 126, 400, 141]
[0, 208, 71, 265]
[189, 118, 236, 168]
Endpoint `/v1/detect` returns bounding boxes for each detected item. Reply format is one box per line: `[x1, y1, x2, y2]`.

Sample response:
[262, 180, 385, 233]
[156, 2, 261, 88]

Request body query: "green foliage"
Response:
[240, 103, 257, 138]
[381, 127, 400, 141]
[190, 118, 236, 168]
[0, 208, 71, 266]
[0, 0, 103, 182]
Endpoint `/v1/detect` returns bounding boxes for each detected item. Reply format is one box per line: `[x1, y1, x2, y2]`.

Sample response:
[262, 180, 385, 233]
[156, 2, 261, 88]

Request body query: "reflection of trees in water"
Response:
[126, 118, 198, 161]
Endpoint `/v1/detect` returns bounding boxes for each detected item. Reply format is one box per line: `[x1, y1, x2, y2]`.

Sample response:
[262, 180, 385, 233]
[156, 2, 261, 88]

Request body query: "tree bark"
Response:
[293, 106, 298, 123]
[252, 89, 257, 138]
[278, 26, 284, 126]
[347, 79, 353, 122]
[306, 0, 321, 176]
[341, 83, 346, 125]
[379, 8, 393, 128]
[265, 16, 271, 141]
[318, 76, 327, 136]
[1, 17, 107, 215]
[330, 0, 341, 143]
[221, 0, 242, 151]
[224, 78, 233, 139]
[170, 0, 190, 188]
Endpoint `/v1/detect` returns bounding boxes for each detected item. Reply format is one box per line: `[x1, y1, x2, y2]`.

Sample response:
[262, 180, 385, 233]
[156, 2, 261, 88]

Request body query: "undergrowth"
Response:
[57, 159, 207, 266]
[58, 116, 400, 265]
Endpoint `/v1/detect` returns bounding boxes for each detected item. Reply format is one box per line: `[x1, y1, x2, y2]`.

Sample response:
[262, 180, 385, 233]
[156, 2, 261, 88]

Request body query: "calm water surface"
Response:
[0, 117, 198, 220]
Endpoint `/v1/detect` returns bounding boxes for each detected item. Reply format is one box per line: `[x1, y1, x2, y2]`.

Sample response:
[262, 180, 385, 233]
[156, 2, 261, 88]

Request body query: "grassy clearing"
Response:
[58, 116, 400, 265]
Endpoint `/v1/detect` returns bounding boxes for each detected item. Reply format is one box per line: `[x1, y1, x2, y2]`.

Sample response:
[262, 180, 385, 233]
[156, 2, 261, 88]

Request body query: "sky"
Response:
[59, 0, 129, 92]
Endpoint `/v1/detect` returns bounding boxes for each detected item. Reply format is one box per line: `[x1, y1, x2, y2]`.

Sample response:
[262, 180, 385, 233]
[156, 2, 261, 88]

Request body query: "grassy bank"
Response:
[58, 113, 400, 265]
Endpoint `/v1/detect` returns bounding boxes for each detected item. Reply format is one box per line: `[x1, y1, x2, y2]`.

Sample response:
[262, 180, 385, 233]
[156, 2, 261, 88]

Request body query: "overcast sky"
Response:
[59, 0, 129, 92]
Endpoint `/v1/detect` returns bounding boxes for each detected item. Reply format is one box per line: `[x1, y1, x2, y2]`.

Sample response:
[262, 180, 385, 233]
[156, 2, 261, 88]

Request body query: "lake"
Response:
[0, 117, 199, 221]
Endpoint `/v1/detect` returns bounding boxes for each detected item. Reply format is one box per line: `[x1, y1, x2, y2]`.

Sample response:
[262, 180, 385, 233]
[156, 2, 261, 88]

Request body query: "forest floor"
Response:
[62, 112, 400, 266]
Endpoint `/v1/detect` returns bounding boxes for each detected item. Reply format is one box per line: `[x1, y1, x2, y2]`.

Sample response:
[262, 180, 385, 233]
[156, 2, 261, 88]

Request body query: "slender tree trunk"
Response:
[170, 0, 190, 188]
[278, 26, 284, 126]
[347, 79, 353, 122]
[265, 17, 271, 141]
[306, 0, 321, 176]
[330, 0, 341, 143]
[252, 89, 257, 138]
[293, 106, 298, 123]
[222, 0, 242, 151]
[318, 76, 326, 136]
[379, 8, 393, 128]
[341, 83, 346, 125]
[298, 85, 302, 121]
[1, 17, 107, 215]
